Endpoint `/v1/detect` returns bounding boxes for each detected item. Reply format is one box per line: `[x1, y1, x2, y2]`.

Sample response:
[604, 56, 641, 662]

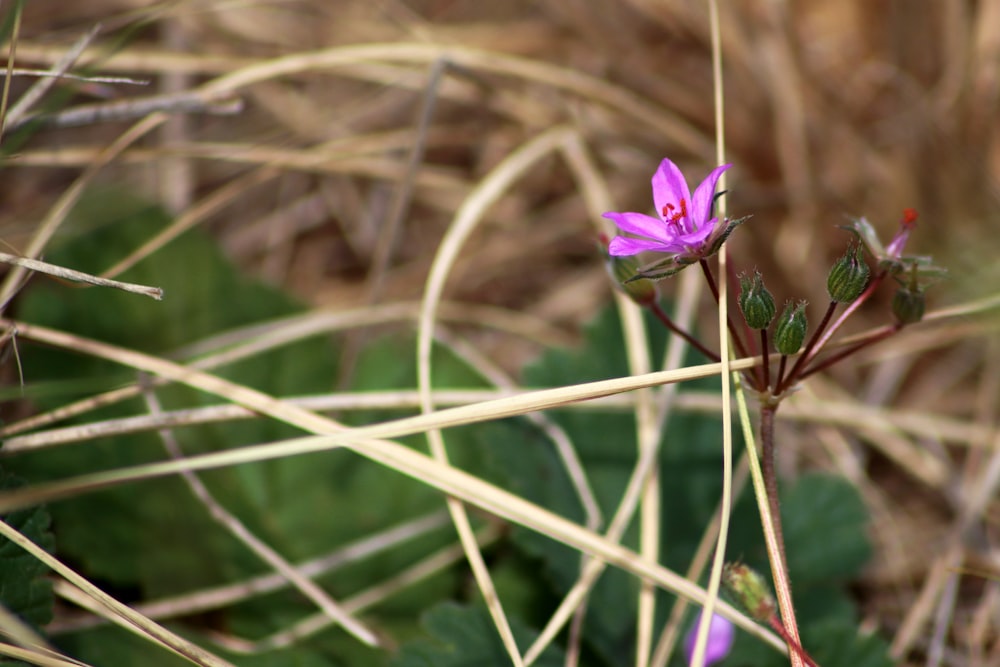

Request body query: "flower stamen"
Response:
[662, 198, 689, 228]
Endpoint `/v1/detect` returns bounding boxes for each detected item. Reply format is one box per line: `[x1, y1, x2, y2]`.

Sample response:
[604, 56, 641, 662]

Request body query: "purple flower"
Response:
[604, 158, 731, 259]
[684, 612, 735, 666]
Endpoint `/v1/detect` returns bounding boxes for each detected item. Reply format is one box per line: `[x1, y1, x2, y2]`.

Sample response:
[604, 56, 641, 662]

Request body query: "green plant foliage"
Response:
[59, 626, 346, 667]
[399, 305, 892, 666]
[8, 188, 475, 663]
[7, 188, 891, 665]
[392, 603, 565, 667]
[0, 468, 55, 631]
[13, 189, 349, 594]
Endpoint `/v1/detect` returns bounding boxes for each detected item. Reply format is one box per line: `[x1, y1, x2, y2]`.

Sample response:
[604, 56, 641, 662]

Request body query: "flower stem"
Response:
[799, 323, 901, 380]
[759, 404, 805, 667]
[767, 615, 820, 667]
[776, 355, 788, 392]
[760, 329, 770, 391]
[699, 259, 755, 376]
[759, 406, 788, 575]
[781, 273, 887, 392]
[648, 301, 720, 362]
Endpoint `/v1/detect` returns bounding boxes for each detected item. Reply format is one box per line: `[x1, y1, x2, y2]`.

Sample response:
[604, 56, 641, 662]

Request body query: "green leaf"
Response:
[781, 473, 872, 585]
[0, 468, 55, 632]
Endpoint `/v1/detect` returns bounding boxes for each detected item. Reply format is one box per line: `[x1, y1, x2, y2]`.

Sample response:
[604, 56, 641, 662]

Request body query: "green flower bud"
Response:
[773, 300, 808, 355]
[827, 244, 870, 303]
[723, 562, 776, 622]
[738, 271, 776, 329]
[892, 287, 925, 324]
[605, 249, 658, 306]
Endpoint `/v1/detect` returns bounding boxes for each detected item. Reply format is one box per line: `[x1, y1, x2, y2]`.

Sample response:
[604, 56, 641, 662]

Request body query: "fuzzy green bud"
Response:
[723, 562, 776, 622]
[738, 271, 776, 330]
[773, 300, 808, 355]
[826, 244, 870, 303]
[605, 250, 658, 306]
[892, 287, 925, 324]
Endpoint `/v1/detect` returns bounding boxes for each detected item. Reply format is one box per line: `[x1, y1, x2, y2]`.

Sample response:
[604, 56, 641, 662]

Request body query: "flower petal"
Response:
[690, 163, 731, 230]
[602, 211, 671, 241]
[684, 612, 736, 667]
[651, 158, 691, 220]
[608, 235, 684, 256]
[677, 216, 719, 249]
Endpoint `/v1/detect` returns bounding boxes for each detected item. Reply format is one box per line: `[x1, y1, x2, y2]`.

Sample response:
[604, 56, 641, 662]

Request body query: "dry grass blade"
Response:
[0, 113, 164, 311]
[8, 90, 241, 132]
[5, 24, 102, 129]
[0, 520, 234, 667]
[0, 317, 757, 483]
[0, 317, 782, 654]
[0, 641, 89, 667]
[138, 385, 379, 647]
[0, 252, 163, 299]
[0, 0, 23, 142]
[50, 511, 450, 634]
[688, 3, 739, 666]
[210, 525, 501, 654]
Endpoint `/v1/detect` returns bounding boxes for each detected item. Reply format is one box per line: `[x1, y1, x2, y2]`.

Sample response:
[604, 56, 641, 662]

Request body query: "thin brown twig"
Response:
[7, 89, 242, 133]
[337, 57, 457, 390]
[8, 68, 146, 85]
[0, 252, 163, 300]
[5, 24, 102, 129]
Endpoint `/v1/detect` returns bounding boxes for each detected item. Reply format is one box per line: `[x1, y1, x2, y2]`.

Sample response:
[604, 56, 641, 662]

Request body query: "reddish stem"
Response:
[799, 323, 902, 380]
[648, 301, 720, 362]
[784, 271, 887, 389]
[698, 259, 760, 387]
[775, 355, 788, 392]
[760, 406, 788, 574]
[760, 329, 771, 391]
[767, 615, 821, 667]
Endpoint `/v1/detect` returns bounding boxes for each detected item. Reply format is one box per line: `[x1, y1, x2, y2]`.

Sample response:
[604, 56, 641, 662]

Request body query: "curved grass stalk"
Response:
[415, 125, 593, 667]
[0, 520, 235, 667]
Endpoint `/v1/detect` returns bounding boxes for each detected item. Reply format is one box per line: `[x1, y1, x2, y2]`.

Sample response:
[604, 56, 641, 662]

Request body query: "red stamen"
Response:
[901, 208, 918, 228]
[661, 199, 688, 227]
